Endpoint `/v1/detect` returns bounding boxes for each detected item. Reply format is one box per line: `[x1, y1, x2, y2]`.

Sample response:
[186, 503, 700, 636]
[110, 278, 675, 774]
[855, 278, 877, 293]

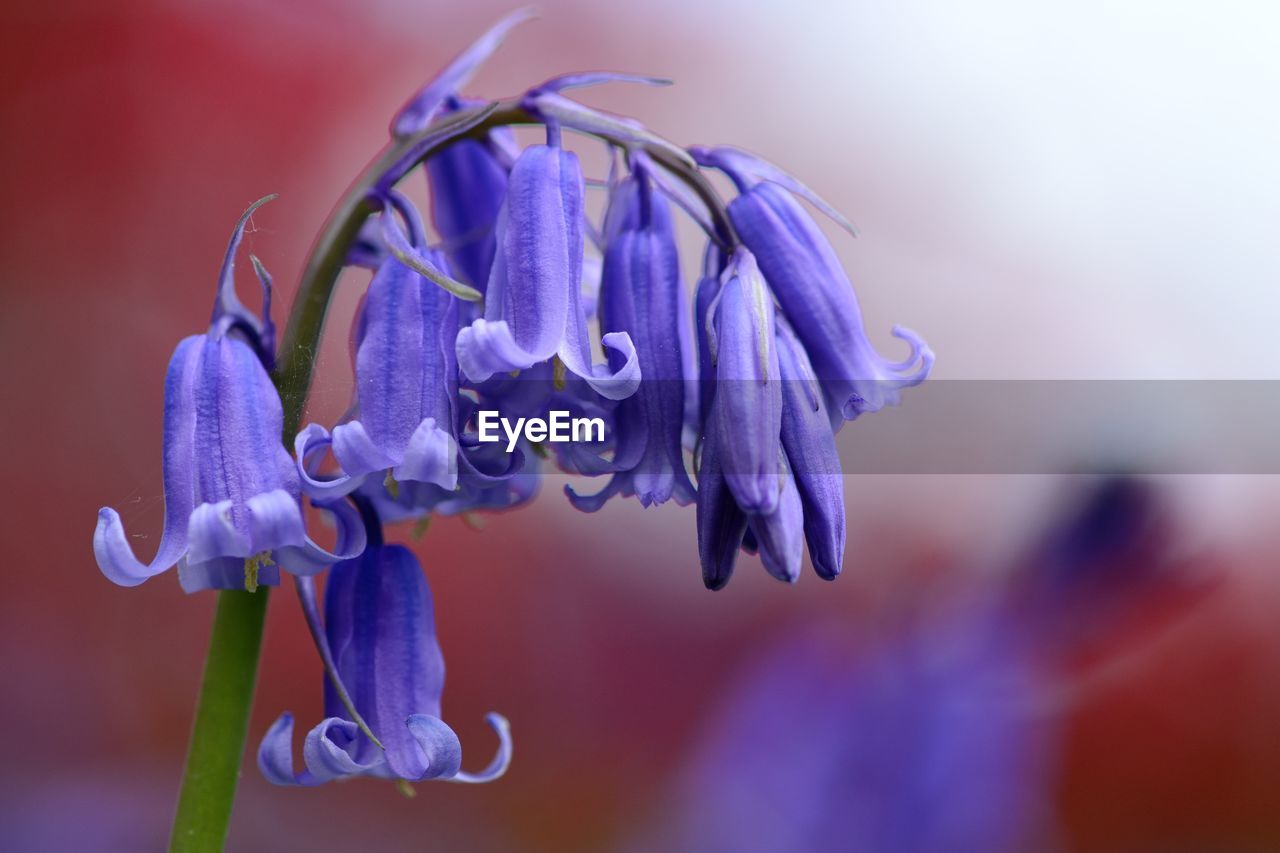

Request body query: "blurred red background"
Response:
[3, 1, 1280, 850]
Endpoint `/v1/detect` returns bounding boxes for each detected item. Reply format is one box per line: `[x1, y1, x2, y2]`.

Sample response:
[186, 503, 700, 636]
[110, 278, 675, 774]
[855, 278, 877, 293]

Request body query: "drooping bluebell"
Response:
[567, 160, 696, 510]
[259, 512, 510, 786]
[93, 198, 366, 593]
[693, 145, 933, 421]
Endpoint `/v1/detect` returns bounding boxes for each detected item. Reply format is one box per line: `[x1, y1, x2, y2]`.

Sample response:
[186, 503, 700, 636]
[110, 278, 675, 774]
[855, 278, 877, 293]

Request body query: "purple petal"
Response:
[245, 488, 306, 553]
[404, 714, 464, 781]
[93, 335, 203, 586]
[450, 713, 514, 784]
[711, 249, 782, 514]
[524, 92, 695, 168]
[274, 496, 367, 577]
[258, 712, 314, 786]
[391, 7, 538, 137]
[689, 144, 856, 235]
[394, 418, 458, 489]
[746, 458, 805, 583]
[696, 407, 748, 591]
[728, 182, 932, 420]
[324, 545, 449, 780]
[533, 71, 672, 94]
[777, 321, 846, 579]
[457, 145, 578, 381]
[186, 500, 250, 565]
[427, 132, 509, 290]
[212, 195, 278, 354]
[293, 424, 368, 499]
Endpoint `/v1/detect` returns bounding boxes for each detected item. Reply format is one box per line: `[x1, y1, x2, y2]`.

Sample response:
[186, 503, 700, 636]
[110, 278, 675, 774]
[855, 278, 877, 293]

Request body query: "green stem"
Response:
[169, 588, 269, 853]
[167, 96, 729, 852]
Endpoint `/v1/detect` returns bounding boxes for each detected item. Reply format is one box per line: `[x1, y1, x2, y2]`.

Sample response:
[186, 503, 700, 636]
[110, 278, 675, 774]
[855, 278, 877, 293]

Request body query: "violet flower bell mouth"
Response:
[259, 508, 511, 787]
[92, 197, 366, 593]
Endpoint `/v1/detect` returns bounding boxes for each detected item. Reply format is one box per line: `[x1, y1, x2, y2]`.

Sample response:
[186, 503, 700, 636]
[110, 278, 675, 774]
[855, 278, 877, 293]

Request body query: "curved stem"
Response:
[169, 96, 728, 851]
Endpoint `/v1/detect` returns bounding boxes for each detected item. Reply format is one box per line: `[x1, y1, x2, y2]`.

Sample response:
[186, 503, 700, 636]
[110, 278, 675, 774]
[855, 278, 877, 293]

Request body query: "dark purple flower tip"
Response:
[456, 144, 640, 400]
[728, 180, 932, 421]
[259, 542, 511, 786]
[391, 7, 537, 138]
[746, 457, 805, 584]
[696, 407, 748, 591]
[777, 320, 846, 580]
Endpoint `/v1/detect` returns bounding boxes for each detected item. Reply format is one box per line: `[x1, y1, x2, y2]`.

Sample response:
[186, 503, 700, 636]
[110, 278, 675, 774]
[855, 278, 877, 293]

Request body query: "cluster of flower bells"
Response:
[91, 11, 932, 789]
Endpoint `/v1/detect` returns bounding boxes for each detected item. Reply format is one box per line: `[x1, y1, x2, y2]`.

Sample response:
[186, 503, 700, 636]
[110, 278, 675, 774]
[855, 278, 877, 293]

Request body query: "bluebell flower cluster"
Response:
[92, 10, 931, 791]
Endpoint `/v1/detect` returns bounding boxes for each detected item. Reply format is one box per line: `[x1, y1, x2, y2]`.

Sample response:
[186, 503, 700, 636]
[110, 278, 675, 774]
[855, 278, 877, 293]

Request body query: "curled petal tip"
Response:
[451, 713, 514, 784]
[94, 506, 180, 587]
[405, 714, 464, 781]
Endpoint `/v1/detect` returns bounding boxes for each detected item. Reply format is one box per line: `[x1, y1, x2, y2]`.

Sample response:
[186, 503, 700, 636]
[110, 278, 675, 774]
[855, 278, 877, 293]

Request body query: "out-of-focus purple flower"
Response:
[93, 198, 366, 593]
[455, 141, 640, 399]
[693, 146, 933, 422]
[567, 162, 696, 510]
[259, 518, 511, 786]
[644, 616, 1049, 853]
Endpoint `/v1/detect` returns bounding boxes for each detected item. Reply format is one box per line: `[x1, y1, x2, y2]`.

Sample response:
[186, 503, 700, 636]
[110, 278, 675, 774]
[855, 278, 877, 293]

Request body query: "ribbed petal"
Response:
[191, 333, 295, 532]
[319, 241, 462, 485]
[696, 407, 748, 591]
[728, 182, 932, 420]
[325, 545, 448, 779]
[458, 145, 575, 378]
[94, 335, 203, 586]
[777, 322, 846, 579]
[746, 458, 805, 584]
[427, 133, 509, 289]
[457, 144, 639, 398]
[712, 250, 782, 514]
[578, 179, 694, 508]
